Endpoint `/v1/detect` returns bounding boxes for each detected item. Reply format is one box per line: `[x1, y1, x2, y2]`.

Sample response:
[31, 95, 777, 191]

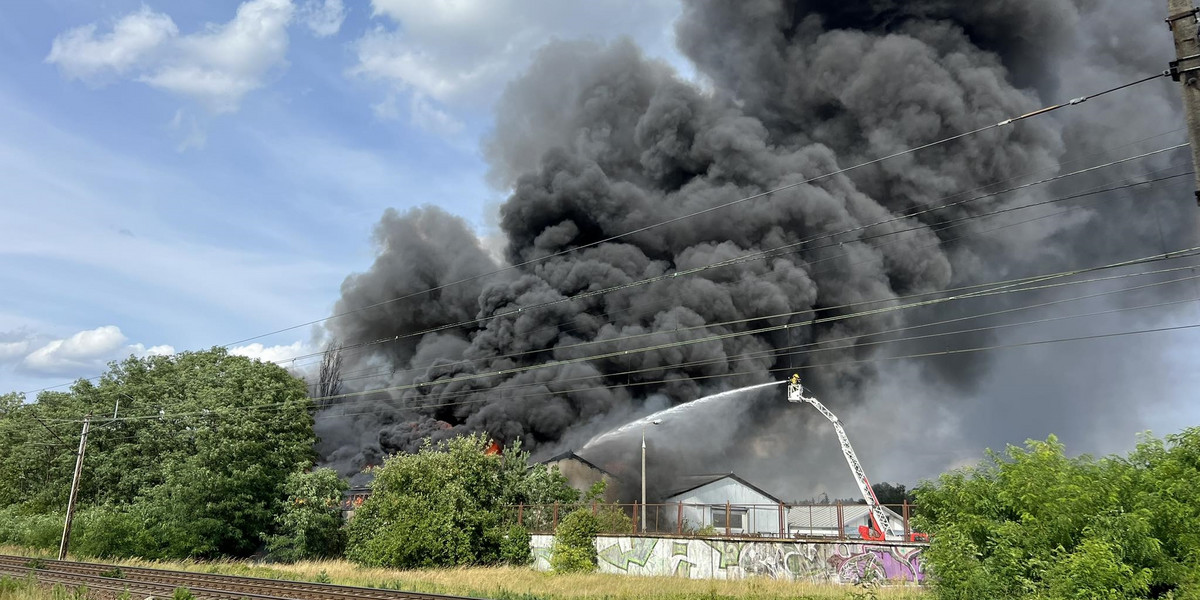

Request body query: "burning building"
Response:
[315, 0, 1194, 499]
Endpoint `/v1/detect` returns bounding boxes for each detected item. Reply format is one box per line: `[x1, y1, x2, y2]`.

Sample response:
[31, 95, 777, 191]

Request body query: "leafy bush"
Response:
[73, 505, 145, 558]
[0, 510, 65, 550]
[550, 509, 599, 574]
[267, 467, 348, 562]
[594, 505, 632, 535]
[500, 524, 532, 566]
[915, 429, 1200, 600]
[347, 434, 578, 569]
[579, 480, 631, 535]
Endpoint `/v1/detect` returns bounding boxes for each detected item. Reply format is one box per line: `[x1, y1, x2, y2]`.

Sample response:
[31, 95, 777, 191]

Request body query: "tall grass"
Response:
[0, 546, 926, 600]
[0, 575, 91, 600]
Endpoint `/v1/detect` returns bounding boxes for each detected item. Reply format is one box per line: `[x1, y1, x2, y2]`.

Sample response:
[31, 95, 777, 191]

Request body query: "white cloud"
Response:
[300, 0, 347, 37]
[22, 326, 128, 373]
[409, 93, 465, 135]
[15, 326, 175, 376]
[231, 341, 311, 364]
[46, 6, 178, 82]
[370, 93, 402, 120]
[142, 0, 295, 113]
[48, 0, 295, 113]
[0, 340, 31, 363]
[351, 0, 682, 131]
[133, 344, 177, 357]
[168, 109, 208, 151]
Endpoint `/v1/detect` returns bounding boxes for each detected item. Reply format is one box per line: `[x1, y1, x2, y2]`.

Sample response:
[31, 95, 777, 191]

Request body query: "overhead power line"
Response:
[220, 73, 1170, 348]
[17, 78, 1180, 398]
[328, 261, 1200, 389]
[195, 268, 1200, 416]
[248, 303, 1200, 427]
[263, 151, 1195, 372]
[321, 164, 1194, 384]
[242, 247, 1200, 405]
[50, 246, 1200, 425]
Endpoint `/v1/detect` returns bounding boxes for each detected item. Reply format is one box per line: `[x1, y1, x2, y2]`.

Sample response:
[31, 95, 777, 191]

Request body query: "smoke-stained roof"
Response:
[538, 450, 613, 476]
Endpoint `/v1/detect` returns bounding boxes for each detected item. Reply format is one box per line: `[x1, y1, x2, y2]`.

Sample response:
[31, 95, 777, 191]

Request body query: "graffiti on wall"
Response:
[530, 535, 925, 584]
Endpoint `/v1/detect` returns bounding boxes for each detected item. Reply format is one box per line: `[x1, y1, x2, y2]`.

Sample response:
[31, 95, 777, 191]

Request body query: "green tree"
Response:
[267, 466, 349, 562]
[869, 482, 914, 507]
[0, 349, 316, 559]
[346, 433, 577, 568]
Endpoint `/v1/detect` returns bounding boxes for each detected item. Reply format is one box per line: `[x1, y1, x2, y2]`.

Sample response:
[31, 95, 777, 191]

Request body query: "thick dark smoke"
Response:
[317, 0, 1196, 499]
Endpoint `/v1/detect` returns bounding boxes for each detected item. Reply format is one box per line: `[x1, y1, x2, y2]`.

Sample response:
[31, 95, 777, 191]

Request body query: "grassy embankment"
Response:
[0, 546, 927, 600]
[0, 576, 87, 600]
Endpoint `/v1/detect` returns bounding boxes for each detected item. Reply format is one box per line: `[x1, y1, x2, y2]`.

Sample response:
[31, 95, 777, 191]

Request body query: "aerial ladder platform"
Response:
[787, 374, 928, 543]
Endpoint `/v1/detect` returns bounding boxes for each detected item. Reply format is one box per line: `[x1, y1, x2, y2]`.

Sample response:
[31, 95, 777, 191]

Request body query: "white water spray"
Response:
[578, 380, 785, 452]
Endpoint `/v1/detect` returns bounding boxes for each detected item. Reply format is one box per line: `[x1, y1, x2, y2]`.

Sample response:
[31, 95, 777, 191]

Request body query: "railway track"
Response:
[0, 555, 487, 600]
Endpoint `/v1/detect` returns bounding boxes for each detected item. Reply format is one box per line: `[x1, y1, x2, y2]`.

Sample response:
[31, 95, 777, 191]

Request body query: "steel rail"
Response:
[0, 555, 488, 600]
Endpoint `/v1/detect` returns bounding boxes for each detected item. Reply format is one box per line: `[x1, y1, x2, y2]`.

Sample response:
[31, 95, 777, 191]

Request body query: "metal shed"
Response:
[661, 473, 784, 535]
[786, 504, 905, 538]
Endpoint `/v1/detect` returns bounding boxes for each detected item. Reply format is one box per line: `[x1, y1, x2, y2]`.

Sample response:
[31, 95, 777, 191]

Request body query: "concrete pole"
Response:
[639, 419, 661, 533]
[1168, 0, 1200, 206]
[640, 425, 646, 533]
[58, 417, 90, 560]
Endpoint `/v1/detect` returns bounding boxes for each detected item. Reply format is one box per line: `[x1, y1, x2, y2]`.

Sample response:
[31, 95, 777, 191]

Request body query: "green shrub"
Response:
[550, 509, 598, 574]
[1044, 537, 1152, 600]
[347, 434, 577, 569]
[916, 429, 1200, 599]
[73, 506, 144, 559]
[500, 524, 532, 566]
[14, 512, 64, 549]
[594, 505, 632, 535]
[266, 467, 348, 562]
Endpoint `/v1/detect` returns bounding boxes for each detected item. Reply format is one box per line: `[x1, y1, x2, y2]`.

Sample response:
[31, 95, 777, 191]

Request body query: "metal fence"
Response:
[503, 501, 925, 542]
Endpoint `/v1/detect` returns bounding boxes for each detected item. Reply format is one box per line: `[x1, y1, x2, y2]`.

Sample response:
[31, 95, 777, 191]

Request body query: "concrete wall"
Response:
[531, 534, 925, 584]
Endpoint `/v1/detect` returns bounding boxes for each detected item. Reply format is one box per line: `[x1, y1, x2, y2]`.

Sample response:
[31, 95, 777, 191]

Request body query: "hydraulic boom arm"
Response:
[787, 374, 894, 541]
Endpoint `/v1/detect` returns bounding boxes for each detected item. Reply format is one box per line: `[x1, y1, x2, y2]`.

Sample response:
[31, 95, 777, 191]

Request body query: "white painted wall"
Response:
[664, 478, 783, 535]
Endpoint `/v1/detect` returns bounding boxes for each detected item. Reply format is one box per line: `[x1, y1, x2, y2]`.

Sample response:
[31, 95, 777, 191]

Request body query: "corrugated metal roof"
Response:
[786, 504, 903, 530]
[662, 473, 783, 503]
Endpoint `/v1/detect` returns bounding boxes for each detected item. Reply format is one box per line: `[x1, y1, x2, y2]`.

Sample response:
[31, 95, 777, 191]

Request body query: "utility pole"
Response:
[1168, 0, 1200, 205]
[58, 416, 90, 560]
[640, 427, 646, 534]
[639, 419, 661, 533]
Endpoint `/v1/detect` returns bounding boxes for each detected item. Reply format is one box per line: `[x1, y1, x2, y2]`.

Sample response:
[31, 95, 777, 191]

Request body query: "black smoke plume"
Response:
[317, 0, 1195, 499]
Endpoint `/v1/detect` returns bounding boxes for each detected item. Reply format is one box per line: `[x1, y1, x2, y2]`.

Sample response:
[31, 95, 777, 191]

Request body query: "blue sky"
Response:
[0, 0, 682, 393]
[1, 0, 1196, 467]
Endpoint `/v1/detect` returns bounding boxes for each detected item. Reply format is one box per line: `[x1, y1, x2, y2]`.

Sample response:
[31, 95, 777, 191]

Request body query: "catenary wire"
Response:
[191, 268, 1200, 418]
[218, 73, 1170, 348]
[50, 246, 1200, 425]
[21, 128, 1187, 396]
[315, 127, 1190, 380]
[270, 150, 1194, 376]
[290, 166, 1194, 386]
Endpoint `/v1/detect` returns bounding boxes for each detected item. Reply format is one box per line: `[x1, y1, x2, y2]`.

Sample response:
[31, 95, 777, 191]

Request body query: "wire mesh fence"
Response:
[502, 501, 926, 542]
